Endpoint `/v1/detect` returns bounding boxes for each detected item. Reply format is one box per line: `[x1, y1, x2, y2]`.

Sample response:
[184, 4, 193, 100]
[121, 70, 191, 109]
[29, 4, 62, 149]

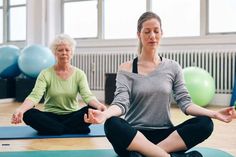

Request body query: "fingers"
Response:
[98, 105, 107, 111]
[224, 117, 232, 123]
[11, 113, 22, 124]
[226, 107, 236, 118]
[101, 105, 107, 111]
[84, 113, 89, 123]
[84, 109, 97, 124]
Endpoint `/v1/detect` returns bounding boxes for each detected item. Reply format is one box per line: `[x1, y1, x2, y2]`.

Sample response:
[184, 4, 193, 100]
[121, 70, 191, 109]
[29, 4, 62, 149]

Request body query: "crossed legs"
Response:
[104, 116, 213, 157]
[23, 106, 91, 135]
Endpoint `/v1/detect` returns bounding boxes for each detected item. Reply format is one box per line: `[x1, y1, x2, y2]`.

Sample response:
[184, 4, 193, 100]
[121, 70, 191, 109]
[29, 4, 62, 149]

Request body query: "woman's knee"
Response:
[197, 116, 214, 138]
[104, 117, 137, 148]
[104, 117, 137, 156]
[104, 117, 124, 137]
[23, 108, 38, 124]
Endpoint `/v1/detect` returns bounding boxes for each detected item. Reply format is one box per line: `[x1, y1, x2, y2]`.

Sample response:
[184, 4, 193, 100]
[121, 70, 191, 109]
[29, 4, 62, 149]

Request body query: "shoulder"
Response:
[118, 61, 133, 72]
[72, 66, 87, 81]
[163, 58, 179, 65]
[39, 67, 53, 77]
[163, 58, 182, 70]
[73, 66, 85, 75]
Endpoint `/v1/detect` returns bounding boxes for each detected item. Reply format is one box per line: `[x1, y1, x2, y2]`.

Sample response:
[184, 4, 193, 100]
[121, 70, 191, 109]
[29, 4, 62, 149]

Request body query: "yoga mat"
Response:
[189, 147, 234, 157]
[0, 149, 117, 157]
[0, 124, 105, 139]
[0, 147, 233, 157]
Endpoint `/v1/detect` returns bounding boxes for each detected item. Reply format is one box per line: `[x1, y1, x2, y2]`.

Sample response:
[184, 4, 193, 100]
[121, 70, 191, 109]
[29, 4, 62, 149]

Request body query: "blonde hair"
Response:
[50, 34, 76, 56]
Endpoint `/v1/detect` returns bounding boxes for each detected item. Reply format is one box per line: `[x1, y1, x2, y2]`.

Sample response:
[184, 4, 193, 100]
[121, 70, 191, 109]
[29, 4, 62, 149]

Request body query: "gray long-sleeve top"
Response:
[111, 58, 192, 130]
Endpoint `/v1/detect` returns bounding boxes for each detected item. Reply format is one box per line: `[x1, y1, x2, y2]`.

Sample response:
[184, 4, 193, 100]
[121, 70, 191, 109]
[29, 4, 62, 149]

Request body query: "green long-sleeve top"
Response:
[26, 66, 96, 115]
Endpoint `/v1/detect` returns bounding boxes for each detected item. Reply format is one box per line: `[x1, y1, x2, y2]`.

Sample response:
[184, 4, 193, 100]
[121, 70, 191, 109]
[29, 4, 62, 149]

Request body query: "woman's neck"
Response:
[139, 48, 159, 63]
[54, 63, 71, 71]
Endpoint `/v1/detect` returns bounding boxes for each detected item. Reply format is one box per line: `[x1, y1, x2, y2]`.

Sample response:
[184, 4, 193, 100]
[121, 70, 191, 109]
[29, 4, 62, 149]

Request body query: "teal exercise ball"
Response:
[18, 44, 55, 78]
[0, 45, 21, 78]
[183, 67, 215, 107]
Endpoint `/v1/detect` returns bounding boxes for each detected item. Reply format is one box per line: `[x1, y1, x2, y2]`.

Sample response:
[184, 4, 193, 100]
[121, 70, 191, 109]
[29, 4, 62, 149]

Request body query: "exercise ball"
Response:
[0, 45, 21, 78]
[183, 67, 215, 107]
[18, 44, 55, 78]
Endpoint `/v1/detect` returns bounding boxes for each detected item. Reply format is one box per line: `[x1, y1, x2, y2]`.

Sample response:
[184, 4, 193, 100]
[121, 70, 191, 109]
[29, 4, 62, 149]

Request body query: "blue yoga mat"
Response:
[0, 147, 233, 157]
[0, 124, 105, 139]
[0, 149, 117, 157]
[189, 147, 234, 157]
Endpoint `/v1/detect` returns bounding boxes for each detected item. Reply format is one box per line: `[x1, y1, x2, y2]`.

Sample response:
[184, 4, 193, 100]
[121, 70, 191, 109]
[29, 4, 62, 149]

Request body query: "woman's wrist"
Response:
[210, 110, 218, 119]
[103, 110, 111, 120]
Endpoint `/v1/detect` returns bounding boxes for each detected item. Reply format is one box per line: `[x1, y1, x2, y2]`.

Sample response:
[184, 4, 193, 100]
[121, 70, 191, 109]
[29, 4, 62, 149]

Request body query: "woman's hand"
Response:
[11, 108, 25, 124]
[84, 109, 107, 124]
[97, 103, 107, 111]
[88, 99, 107, 111]
[214, 107, 235, 123]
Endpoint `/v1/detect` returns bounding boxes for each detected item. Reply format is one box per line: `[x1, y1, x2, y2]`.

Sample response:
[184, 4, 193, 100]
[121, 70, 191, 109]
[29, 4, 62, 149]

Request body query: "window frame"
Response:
[0, 0, 26, 45]
[207, 0, 236, 35]
[8, 1, 27, 42]
[61, 0, 236, 46]
[62, 0, 100, 39]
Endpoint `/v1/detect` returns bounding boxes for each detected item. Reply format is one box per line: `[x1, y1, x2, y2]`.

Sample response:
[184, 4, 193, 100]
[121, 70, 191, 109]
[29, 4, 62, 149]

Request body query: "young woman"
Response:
[84, 12, 235, 157]
[12, 34, 106, 135]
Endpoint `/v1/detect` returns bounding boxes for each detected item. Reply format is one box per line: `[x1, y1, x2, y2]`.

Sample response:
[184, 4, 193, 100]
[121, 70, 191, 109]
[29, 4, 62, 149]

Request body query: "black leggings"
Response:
[104, 116, 214, 157]
[23, 106, 91, 135]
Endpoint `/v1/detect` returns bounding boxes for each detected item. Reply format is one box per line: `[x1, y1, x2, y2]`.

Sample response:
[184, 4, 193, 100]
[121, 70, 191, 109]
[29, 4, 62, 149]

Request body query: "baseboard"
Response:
[0, 92, 231, 106]
[0, 98, 15, 104]
[210, 94, 232, 106]
[91, 90, 232, 107]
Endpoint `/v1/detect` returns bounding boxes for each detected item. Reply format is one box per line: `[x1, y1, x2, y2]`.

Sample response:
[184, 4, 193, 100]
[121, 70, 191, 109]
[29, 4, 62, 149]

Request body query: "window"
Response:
[152, 0, 200, 37]
[9, 0, 26, 41]
[62, 0, 236, 40]
[208, 0, 236, 34]
[0, 0, 26, 43]
[104, 0, 146, 39]
[63, 0, 98, 38]
[0, 0, 3, 43]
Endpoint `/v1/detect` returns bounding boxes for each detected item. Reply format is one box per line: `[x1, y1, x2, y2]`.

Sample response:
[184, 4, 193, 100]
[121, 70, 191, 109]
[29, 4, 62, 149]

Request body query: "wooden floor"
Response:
[0, 102, 236, 156]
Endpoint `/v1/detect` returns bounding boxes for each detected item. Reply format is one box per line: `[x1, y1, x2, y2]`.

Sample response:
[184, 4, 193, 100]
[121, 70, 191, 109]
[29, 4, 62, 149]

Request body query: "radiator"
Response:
[72, 48, 236, 95]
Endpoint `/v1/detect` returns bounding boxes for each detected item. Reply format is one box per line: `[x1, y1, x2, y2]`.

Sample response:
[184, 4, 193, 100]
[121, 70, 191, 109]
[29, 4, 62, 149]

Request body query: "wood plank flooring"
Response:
[0, 102, 235, 156]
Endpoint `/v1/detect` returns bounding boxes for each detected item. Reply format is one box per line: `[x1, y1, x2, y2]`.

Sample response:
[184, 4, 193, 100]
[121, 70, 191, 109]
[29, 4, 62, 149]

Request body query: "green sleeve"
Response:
[26, 71, 47, 104]
[78, 71, 96, 104]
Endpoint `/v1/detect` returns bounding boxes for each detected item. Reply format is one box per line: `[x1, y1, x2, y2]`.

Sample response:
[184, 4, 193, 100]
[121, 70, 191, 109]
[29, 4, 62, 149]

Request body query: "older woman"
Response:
[11, 34, 106, 135]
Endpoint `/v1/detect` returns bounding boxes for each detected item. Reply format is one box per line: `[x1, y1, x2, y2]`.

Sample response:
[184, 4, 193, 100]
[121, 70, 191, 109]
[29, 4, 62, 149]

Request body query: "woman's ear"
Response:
[161, 29, 163, 36]
[137, 32, 141, 40]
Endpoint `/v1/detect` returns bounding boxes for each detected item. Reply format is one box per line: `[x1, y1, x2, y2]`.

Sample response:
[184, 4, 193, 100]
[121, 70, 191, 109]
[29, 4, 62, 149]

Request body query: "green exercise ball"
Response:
[183, 67, 215, 107]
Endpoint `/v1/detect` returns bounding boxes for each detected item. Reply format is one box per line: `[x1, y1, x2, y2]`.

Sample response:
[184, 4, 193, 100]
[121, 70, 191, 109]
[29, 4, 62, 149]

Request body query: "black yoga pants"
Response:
[104, 116, 214, 157]
[23, 106, 91, 135]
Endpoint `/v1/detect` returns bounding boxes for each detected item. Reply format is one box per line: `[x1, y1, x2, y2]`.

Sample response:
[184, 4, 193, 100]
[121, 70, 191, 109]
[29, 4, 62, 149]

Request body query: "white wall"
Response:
[20, 1, 236, 106]
[26, 0, 62, 46]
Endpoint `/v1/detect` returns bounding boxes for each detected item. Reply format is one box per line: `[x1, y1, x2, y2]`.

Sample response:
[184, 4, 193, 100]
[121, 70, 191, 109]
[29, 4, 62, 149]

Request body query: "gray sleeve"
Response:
[172, 64, 192, 114]
[111, 72, 131, 116]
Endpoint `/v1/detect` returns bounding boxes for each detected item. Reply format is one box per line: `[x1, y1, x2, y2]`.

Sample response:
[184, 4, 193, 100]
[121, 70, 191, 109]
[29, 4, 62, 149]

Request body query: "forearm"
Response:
[88, 99, 103, 109]
[17, 99, 35, 113]
[185, 103, 216, 118]
[104, 105, 123, 119]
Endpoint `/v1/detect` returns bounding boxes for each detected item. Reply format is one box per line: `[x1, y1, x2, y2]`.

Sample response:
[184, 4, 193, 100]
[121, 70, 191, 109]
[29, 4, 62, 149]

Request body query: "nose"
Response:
[149, 31, 155, 39]
[61, 49, 67, 55]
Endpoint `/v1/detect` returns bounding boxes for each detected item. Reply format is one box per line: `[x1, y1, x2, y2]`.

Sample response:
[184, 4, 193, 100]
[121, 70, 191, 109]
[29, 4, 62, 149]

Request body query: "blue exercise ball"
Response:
[18, 44, 55, 78]
[183, 67, 215, 107]
[0, 45, 21, 78]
